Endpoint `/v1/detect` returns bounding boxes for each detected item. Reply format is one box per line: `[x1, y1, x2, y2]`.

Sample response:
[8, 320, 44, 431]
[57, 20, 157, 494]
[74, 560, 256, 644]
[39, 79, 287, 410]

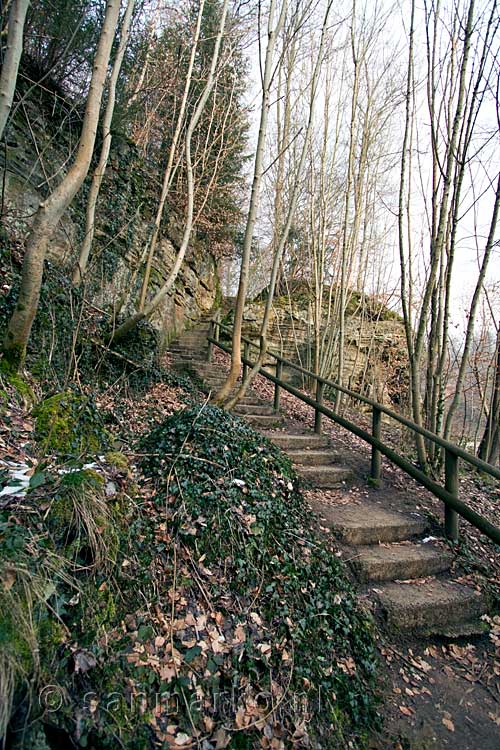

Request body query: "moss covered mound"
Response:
[0, 406, 379, 749]
[33, 390, 110, 455]
[137, 406, 379, 747]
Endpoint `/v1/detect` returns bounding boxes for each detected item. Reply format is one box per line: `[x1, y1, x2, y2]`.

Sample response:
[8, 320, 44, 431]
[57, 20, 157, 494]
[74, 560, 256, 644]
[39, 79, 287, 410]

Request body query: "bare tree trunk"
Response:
[223, 0, 333, 409]
[72, 0, 136, 284]
[444, 173, 500, 439]
[336, 0, 360, 410]
[478, 325, 500, 465]
[0, 0, 30, 141]
[110, 0, 229, 344]
[2, 0, 121, 370]
[213, 0, 288, 404]
[136, 0, 206, 311]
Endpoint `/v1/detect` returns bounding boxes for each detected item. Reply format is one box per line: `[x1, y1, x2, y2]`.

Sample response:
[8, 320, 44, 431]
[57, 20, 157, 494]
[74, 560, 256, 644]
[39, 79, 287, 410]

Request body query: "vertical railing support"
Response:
[214, 318, 220, 344]
[315, 380, 324, 434]
[243, 341, 249, 381]
[370, 406, 382, 484]
[274, 360, 283, 412]
[444, 449, 459, 542]
[207, 320, 214, 363]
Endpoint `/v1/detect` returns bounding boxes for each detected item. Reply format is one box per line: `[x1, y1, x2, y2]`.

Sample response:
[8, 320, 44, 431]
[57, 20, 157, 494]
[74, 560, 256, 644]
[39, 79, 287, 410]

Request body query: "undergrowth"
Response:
[137, 405, 380, 748]
[1, 403, 379, 749]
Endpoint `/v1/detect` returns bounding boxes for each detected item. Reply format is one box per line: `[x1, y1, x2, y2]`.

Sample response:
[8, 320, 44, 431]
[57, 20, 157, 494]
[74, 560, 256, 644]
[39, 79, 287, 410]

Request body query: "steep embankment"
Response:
[0, 339, 379, 749]
[0, 80, 219, 353]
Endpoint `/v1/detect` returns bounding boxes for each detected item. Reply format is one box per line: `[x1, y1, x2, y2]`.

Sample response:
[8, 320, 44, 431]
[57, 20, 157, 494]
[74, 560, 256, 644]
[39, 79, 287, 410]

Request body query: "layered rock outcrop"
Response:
[1, 96, 219, 347]
[229, 290, 408, 408]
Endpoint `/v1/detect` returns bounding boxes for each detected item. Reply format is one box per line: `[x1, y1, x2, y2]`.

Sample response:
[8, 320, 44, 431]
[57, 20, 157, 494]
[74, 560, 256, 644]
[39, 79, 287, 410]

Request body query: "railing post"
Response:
[214, 319, 220, 343]
[243, 341, 249, 381]
[274, 360, 283, 412]
[315, 380, 324, 434]
[371, 406, 382, 484]
[444, 449, 459, 542]
[207, 320, 214, 363]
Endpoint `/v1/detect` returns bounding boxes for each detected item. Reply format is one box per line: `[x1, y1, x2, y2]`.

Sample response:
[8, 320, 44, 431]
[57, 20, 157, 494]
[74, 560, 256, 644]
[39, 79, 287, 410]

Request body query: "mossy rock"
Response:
[105, 451, 129, 471]
[33, 391, 110, 456]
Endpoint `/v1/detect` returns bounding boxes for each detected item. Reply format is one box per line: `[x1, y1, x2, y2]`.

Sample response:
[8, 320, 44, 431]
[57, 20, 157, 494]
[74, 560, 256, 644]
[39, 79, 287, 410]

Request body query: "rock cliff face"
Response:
[231, 292, 409, 408]
[1, 96, 219, 347]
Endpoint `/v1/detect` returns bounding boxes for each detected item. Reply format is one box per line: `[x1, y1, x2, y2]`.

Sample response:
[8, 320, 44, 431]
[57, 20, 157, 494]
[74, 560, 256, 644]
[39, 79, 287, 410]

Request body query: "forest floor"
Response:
[1, 350, 499, 749]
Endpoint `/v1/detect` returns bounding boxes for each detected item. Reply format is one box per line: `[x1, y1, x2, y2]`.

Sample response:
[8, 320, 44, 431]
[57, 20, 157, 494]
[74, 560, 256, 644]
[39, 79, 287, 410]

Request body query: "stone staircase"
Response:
[168, 320, 488, 637]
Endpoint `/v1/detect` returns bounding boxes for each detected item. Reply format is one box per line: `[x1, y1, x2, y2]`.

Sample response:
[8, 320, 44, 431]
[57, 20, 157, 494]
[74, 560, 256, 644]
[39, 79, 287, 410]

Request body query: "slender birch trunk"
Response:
[72, 0, 136, 284]
[223, 0, 333, 409]
[2, 0, 121, 370]
[136, 0, 206, 311]
[110, 0, 229, 344]
[213, 0, 288, 405]
[0, 0, 30, 141]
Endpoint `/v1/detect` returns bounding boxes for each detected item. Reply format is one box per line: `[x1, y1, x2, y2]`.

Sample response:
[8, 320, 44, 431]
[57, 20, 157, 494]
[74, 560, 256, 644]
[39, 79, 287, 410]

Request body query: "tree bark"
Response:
[0, 0, 30, 141]
[213, 0, 288, 405]
[478, 325, 500, 465]
[72, 0, 136, 284]
[2, 0, 121, 370]
[223, 0, 333, 409]
[136, 0, 206, 311]
[110, 0, 229, 344]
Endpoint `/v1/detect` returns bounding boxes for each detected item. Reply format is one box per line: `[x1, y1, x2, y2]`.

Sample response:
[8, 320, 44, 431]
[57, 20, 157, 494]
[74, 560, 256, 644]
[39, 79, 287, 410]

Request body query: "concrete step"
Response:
[374, 579, 485, 632]
[314, 502, 427, 545]
[245, 413, 283, 428]
[352, 542, 452, 582]
[234, 404, 276, 416]
[169, 350, 207, 359]
[171, 360, 207, 370]
[297, 464, 352, 487]
[262, 432, 330, 451]
[287, 449, 340, 466]
[199, 385, 264, 406]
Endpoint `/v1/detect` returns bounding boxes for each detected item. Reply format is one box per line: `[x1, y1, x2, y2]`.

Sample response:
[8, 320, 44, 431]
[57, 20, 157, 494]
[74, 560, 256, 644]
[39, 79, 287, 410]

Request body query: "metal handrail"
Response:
[207, 319, 500, 546]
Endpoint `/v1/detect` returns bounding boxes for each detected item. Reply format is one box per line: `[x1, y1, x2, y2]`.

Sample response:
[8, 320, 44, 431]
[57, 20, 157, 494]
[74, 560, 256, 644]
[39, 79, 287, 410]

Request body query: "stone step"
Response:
[314, 502, 427, 545]
[202, 376, 231, 384]
[234, 404, 276, 416]
[199, 385, 264, 405]
[287, 449, 339, 466]
[262, 432, 330, 450]
[169, 347, 204, 355]
[297, 464, 353, 487]
[245, 413, 283, 428]
[169, 349, 207, 358]
[352, 542, 452, 582]
[374, 579, 485, 632]
[171, 360, 207, 370]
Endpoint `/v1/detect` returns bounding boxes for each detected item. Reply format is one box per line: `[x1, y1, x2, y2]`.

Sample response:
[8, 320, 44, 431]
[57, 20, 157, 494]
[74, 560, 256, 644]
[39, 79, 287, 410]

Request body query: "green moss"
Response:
[0, 608, 33, 672]
[0, 359, 35, 405]
[60, 468, 105, 489]
[0, 341, 25, 373]
[33, 391, 110, 456]
[105, 451, 129, 471]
